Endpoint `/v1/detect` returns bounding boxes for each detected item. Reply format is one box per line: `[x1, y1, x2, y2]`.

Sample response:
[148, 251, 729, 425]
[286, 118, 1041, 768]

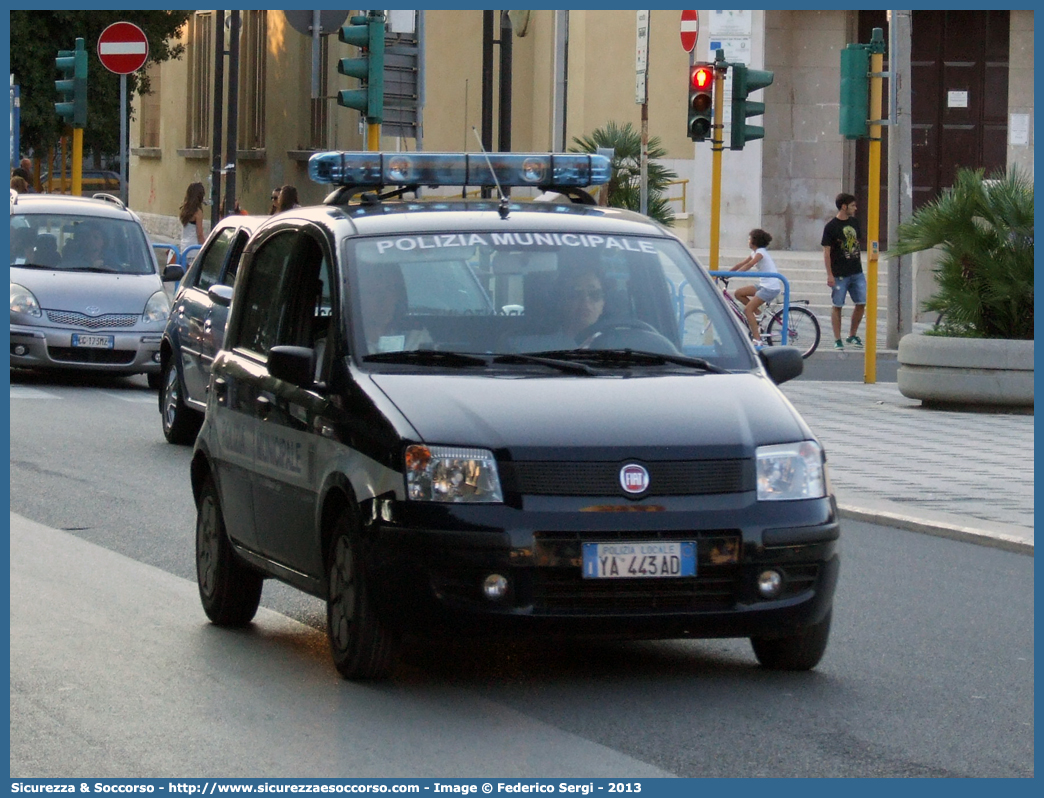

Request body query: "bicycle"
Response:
[687, 276, 821, 358]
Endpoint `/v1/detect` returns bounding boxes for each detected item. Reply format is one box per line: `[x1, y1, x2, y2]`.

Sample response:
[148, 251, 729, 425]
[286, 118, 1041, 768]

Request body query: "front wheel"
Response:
[196, 475, 263, 626]
[327, 514, 400, 680]
[161, 359, 203, 445]
[751, 609, 832, 671]
[766, 305, 821, 358]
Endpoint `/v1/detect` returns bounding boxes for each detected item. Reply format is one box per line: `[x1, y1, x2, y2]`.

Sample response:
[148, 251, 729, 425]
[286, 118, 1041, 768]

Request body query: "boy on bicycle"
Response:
[730, 228, 781, 346]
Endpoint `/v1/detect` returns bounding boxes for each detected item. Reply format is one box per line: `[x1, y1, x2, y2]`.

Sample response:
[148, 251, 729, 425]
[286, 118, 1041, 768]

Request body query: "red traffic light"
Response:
[691, 65, 713, 91]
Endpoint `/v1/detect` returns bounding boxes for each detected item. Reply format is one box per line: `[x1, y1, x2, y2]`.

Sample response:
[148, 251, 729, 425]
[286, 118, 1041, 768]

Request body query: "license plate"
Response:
[582, 541, 696, 579]
[71, 334, 114, 349]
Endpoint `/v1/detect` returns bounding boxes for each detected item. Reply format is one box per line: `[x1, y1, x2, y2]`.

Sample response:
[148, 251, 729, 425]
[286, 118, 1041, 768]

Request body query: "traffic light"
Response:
[55, 37, 88, 129]
[338, 11, 385, 123]
[839, 44, 871, 139]
[687, 63, 714, 142]
[730, 63, 773, 150]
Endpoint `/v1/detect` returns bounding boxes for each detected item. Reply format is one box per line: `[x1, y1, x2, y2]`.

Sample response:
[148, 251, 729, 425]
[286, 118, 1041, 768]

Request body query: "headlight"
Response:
[405, 445, 503, 503]
[11, 283, 42, 317]
[756, 441, 827, 501]
[142, 290, 171, 323]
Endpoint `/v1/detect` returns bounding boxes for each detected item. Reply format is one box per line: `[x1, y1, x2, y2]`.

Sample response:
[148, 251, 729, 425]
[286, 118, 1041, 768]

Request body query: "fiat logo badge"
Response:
[619, 463, 650, 495]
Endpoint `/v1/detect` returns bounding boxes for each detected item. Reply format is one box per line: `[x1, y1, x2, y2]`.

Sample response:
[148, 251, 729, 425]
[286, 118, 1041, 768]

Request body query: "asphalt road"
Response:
[8, 370, 1034, 777]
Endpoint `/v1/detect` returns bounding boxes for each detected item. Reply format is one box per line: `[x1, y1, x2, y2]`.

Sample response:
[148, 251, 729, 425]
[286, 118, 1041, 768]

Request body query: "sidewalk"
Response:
[778, 379, 1033, 554]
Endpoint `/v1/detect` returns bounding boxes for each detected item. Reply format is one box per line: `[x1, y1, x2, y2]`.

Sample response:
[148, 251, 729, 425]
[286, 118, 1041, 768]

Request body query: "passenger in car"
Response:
[64, 223, 109, 270]
[11, 227, 35, 264]
[357, 263, 433, 354]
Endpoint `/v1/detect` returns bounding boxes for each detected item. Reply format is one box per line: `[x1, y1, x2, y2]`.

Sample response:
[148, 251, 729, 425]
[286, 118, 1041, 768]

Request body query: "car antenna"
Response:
[471, 126, 510, 220]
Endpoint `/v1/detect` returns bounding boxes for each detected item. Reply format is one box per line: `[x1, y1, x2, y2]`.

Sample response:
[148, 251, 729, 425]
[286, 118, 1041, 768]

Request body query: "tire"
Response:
[751, 609, 832, 671]
[195, 475, 263, 626]
[326, 513, 400, 680]
[766, 305, 821, 359]
[146, 371, 163, 390]
[161, 358, 203, 445]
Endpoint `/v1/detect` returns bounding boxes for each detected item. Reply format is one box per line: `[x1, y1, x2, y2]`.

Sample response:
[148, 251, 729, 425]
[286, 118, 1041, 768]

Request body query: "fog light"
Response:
[152, 352, 162, 363]
[757, 570, 783, 599]
[13, 344, 28, 356]
[483, 574, 508, 600]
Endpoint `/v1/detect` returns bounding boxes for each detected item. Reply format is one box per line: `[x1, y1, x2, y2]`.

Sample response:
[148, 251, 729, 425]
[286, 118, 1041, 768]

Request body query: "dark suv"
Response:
[158, 214, 263, 443]
[190, 152, 839, 680]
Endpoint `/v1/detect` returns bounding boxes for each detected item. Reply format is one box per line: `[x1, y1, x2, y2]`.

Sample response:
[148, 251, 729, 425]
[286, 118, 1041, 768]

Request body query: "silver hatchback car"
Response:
[10, 192, 184, 386]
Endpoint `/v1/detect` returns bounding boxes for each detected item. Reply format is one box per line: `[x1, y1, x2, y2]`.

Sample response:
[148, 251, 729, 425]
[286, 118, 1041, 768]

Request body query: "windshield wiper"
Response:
[492, 352, 600, 376]
[362, 349, 489, 367]
[531, 349, 730, 374]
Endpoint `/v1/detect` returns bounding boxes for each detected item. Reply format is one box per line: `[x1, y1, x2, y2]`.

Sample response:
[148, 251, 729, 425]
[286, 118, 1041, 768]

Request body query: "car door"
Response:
[207, 228, 296, 551]
[198, 225, 253, 391]
[176, 226, 236, 405]
[250, 227, 336, 576]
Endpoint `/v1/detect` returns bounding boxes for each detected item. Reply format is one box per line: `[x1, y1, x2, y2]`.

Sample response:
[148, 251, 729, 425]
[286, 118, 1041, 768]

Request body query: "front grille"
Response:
[48, 347, 136, 365]
[532, 529, 741, 613]
[501, 460, 752, 496]
[46, 310, 139, 329]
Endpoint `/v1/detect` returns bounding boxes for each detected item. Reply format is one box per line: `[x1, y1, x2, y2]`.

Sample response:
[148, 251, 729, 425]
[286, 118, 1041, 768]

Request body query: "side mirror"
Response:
[162, 263, 185, 282]
[268, 345, 315, 388]
[759, 346, 803, 385]
[208, 284, 234, 307]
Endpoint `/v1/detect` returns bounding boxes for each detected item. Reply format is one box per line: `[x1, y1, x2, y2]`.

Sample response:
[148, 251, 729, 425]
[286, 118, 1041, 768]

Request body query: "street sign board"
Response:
[97, 22, 148, 75]
[680, 10, 699, 52]
[635, 10, 649, 104]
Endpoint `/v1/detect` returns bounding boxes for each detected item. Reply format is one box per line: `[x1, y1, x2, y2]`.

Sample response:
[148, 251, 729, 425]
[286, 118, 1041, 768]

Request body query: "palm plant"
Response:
[887, 167, 1033, 339]
[570, 121, 678, 227]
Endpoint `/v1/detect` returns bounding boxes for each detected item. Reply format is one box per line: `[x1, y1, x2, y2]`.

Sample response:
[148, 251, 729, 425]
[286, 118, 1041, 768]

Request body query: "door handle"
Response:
[203, 319, 213, 333]
[212, 377, 228, 404]
[256, 395, 272, 419]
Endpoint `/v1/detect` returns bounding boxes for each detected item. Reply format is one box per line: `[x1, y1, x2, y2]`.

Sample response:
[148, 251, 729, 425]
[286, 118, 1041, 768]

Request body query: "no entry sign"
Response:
[97, 22, 149, 75]
[680, 10, 699, 53]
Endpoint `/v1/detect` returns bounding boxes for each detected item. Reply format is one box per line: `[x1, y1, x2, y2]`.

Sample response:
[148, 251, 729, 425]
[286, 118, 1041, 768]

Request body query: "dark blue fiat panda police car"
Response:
[191, 151, 839, 680]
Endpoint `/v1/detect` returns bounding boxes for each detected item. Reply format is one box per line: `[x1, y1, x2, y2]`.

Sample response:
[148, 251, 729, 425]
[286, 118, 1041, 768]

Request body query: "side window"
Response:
[233, 232, 295, 357]
[195, 229, 234, 290]
[220, 229, 251, 287]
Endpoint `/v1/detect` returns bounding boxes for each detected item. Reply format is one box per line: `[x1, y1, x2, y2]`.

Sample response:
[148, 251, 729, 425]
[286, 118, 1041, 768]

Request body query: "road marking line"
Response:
[99, 391, 156, 404]
[10, 387, 61, 400]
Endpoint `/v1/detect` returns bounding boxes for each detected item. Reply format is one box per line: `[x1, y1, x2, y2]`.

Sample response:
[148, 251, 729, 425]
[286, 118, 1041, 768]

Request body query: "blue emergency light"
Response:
[308, 151, 611, 190]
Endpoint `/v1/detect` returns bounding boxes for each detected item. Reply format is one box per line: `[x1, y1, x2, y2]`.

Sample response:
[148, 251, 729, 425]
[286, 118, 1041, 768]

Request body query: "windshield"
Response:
[344, 231, 754, 370]
[10, 213, 155, 275]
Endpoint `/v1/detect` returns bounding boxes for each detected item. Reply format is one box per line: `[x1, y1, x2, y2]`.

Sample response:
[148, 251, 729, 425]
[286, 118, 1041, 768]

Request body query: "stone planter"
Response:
[897, 334, 1034, 408]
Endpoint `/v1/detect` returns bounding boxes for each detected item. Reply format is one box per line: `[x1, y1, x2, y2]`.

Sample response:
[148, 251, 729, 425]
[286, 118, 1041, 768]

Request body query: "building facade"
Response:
[129, 9, 1034, 250]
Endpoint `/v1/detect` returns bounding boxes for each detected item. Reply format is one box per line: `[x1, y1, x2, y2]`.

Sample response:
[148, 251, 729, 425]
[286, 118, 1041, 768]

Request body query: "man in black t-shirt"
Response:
[821, 192, 866, 350]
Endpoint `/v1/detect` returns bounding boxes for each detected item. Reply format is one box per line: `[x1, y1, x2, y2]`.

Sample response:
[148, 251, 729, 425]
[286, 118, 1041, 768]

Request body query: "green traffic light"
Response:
[337, 11, 385, 123]
[54, 38, 87, 129]
[839, 44, 871, 139]
[730, 63, 773, 151]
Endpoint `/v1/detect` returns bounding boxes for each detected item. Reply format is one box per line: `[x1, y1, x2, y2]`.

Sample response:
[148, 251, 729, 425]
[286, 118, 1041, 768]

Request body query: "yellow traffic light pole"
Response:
[864, 30, 885, 383]
[709, 54, 726, 271]
[71, 128, 83, 196]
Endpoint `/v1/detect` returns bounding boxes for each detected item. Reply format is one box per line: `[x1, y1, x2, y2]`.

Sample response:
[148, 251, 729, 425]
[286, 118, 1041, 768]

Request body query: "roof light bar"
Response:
[308, 151, 611, 190]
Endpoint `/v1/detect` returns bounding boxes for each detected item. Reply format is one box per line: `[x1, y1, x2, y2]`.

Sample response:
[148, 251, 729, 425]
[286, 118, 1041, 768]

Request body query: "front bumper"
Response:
[10, 323, 163, 375]
[362, 493, 840, 640]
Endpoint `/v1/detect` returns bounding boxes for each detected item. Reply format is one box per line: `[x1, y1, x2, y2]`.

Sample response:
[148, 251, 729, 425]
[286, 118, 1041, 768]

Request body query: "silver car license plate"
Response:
[71, 334, 115, 349]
